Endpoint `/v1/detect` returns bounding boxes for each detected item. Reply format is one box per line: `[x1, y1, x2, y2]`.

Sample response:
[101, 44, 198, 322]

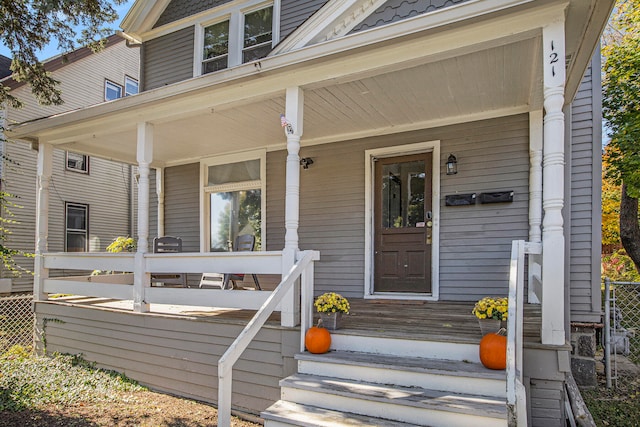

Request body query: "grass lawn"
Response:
[581, 356, 640, 427]
[0, 346, 260, 426]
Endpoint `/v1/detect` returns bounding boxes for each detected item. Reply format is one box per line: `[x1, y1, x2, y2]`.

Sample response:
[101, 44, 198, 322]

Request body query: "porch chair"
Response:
[150, 236, 188, 287]
[199, 234, 261, 290]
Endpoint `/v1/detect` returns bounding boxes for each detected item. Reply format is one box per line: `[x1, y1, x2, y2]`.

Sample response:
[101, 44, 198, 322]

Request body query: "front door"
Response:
[374, 153, 433, 293]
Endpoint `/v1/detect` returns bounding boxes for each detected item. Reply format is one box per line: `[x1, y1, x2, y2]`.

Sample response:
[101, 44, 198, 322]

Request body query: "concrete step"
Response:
[279, 374, 507, 427]
[262, 400, 422, 427]
[329, 332, 481, 362]
[296, 350, 506, 398]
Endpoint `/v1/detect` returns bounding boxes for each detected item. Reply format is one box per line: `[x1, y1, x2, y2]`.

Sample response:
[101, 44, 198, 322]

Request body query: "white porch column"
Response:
[541, 21, 566, 345]
[134, 123, 153, 313]
[34, 142, 53, 302]
[156, 167, 165, 237]
[282, 87, 304, 327]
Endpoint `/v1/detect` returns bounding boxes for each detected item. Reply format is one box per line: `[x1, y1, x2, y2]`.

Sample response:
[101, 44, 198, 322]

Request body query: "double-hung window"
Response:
[66, 203, 88, 252]
[199, 3, 274, 76]
[203, 153, 265, 252]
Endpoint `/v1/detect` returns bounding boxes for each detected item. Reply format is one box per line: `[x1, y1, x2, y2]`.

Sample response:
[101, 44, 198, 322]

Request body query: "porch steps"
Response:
[262, 336, 508, 427]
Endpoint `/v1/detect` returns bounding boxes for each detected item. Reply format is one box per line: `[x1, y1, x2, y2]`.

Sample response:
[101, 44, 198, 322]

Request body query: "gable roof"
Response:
[1, 35, 125, 90]
[272, 0, 534, 54]
[120, 0, 173, 39]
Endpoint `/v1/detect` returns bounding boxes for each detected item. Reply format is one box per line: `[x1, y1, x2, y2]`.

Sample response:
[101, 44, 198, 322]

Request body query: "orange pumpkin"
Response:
[305, 325, 331, 354]
[479, 332, 507, 370]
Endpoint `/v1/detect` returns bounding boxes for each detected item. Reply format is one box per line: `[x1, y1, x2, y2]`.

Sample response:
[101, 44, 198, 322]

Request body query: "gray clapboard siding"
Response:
[163, 163, 200, 252]
[143, 27, 195, 91]
[568, 55, 601, 322]
[280, 0, 329, 40]
[267, 114, 529, 300]
[351, 0, 473, 33]
[529, 379, 565, 427]
[35, 302, 298, 415]
[154, 0, 233, 28]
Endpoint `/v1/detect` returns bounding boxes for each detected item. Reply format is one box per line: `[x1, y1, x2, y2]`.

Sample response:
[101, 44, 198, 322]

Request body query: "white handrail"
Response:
[506, 240, 541, 427]
[217, 250, 318, 427]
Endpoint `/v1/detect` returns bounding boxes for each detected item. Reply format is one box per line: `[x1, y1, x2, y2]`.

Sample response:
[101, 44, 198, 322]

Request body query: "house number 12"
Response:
[549, 41, 559, 77]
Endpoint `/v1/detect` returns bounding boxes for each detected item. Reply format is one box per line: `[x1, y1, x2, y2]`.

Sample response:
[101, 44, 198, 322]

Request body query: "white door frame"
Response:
[364, 140, 441, 300]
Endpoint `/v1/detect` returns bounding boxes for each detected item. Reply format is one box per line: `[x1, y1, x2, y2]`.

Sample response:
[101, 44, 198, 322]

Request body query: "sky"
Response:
[0, 1, 135, 61]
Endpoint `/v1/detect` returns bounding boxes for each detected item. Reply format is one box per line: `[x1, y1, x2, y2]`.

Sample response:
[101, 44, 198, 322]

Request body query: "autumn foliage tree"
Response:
[602, 0, 640, 272]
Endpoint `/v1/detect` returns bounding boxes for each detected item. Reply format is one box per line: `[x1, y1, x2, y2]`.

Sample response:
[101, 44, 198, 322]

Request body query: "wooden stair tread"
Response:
[262, 400, 422, 427]
[296, 350, 505, 380]
[281, 374, 508, 419]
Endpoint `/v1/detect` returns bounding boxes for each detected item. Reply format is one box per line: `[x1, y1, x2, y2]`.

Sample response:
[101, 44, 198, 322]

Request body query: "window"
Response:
[66, 203, 88, 252]
[66, 151, 89, 173]
[125, 76, 139, 96]
[203, 154, 264, 252]
[242, 7, 273, 63]
[203, 20, 230, 74]
[199, 3, 273, 75]
[105, 80, 123, 101]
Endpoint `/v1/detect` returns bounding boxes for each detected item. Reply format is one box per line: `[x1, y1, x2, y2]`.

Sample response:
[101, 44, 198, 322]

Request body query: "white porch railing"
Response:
[40, 251, 286, 309]
[506, 240, 541, 427]
[217, 250, 319, 427]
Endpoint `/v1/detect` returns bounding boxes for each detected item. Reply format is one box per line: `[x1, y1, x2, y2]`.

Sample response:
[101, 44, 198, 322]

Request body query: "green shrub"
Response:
[0, 349, 145, 411]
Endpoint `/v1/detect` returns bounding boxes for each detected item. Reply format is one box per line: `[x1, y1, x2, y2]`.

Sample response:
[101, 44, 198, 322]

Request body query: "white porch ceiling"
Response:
[48, 36, 542, 167]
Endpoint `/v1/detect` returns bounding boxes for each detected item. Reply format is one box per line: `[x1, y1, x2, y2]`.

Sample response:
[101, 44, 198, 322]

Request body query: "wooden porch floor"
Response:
[48, 296, 542, 345]
[337, 299, 542, 345]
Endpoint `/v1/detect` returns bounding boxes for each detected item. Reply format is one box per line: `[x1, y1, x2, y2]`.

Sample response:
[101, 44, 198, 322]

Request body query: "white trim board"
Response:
[364, 140, 441, 301]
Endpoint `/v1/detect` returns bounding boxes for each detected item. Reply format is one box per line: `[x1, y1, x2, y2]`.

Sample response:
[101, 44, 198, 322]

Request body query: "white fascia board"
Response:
[120, 0, 172, 36]
[273, 0, 535, 55]
[9, 1, 568, 142]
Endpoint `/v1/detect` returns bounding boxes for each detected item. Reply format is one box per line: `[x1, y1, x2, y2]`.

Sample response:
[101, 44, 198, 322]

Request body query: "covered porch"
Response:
[8, 0, 611, 424]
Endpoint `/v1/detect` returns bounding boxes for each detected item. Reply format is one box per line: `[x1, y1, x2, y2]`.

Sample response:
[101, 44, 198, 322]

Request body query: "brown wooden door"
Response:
[374, 153, 432, 293]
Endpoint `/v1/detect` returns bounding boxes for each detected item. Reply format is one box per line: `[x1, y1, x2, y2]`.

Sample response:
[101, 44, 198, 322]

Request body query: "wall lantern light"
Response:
[446, 154, 458, 175]
[300, 157, 314, 169]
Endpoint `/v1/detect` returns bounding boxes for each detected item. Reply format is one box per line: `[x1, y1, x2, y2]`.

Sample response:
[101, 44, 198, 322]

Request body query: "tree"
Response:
[602, 0, 640, 271]
[602, 147, 621, 247]
[0, 0, 125, 108]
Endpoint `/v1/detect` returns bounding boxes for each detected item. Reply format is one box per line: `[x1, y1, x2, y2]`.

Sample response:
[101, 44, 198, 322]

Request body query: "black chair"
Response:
[151, 236, 187, 287]
[199, 234, 261, 290]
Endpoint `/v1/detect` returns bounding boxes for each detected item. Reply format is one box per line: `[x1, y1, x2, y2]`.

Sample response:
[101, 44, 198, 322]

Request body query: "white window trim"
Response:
[364, 140, 441, 301]
[193, 0, 278, 77]
[199, 149, 267, 253]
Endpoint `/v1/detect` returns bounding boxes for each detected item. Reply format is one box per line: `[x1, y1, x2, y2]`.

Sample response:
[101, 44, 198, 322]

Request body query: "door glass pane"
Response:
[381, 160, 425, 228]
[210, 189, 261, 251]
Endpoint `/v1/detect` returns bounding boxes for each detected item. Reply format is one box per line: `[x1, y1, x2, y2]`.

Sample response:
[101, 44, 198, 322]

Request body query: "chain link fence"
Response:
[603, 279, 640, 388]
[0, 293, 34, 354]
